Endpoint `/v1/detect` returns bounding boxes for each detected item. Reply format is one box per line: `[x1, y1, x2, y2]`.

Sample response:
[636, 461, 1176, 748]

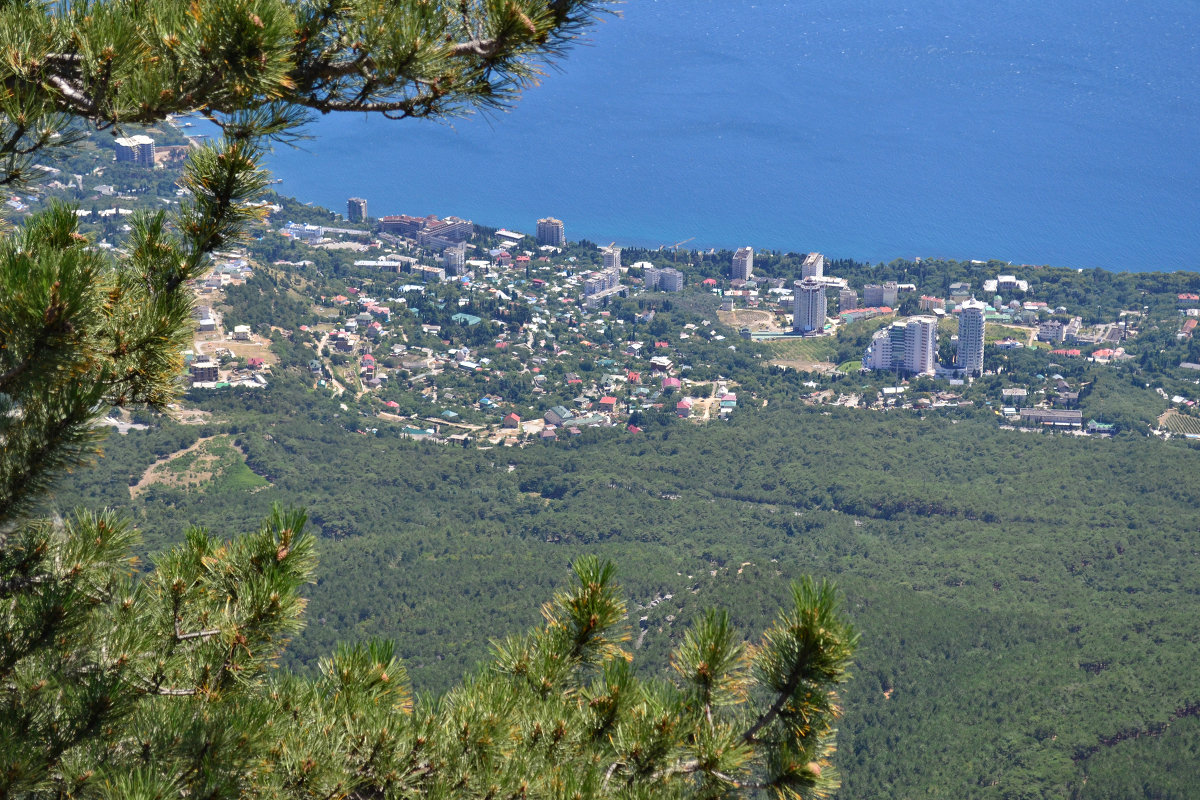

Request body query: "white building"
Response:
[114, 135, 155, 166]
[645, 266, 684, 292]
[904, 316, 938, 376]
[864, 316, 937, 376]
[536, 217, 566, 247]
[863, 282, 899, 308]
[792, 278, 827, 334]
[732, 247, 754, 281]
[601, 244, 622, 271]
[957, 298, 987, 376]
[801, 252, 825, 279]
[443, 242, 467, 275]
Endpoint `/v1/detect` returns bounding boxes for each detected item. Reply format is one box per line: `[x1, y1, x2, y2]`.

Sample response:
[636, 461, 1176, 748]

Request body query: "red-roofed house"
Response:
[662, 376, 681, 390]
[1051, 348, 1082, 357]
[676, 398, 693, 418]
[1092, 348, 1115, 359]
[599, 396, 617, 412]
[626, 424, 642, 434]
[502, 412, 522, 429]
[247, 357, 265, 370]
[702, 278, 718, 287]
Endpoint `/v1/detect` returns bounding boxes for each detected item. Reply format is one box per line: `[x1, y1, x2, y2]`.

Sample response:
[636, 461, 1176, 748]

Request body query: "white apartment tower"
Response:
[732, 247, 754, 281]
[957, 298, 987, 376]
[114, 135, 156, 167]
[792, 278, 827, 334]
[537, 217, 566, 247]
[801, 252, 825, 279]
[602, 244, 621, 271]
[904, 316, 938, 376]
[864, 316, 937, 376]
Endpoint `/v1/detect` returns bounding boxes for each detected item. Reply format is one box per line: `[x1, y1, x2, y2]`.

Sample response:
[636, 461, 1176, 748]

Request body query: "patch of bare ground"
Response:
[131, 436, 220, 499]
[170, 407, 215, 425]
[770, 358, 838, 373]
[716, 308, 781, 332]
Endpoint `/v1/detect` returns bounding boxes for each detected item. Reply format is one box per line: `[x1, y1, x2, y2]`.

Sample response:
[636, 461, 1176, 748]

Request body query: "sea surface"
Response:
[259, 1, 1200, 272]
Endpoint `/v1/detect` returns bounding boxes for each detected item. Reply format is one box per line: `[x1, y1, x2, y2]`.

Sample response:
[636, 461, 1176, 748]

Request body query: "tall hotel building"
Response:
[732, 247, 754, 280]
[347, 197, 368, 223]
[904, 316, 938, 377]
[801, 252, 825, 279]
[792, 278, 827, 334]
[957, 298, 987, 376]
[114, 135, 156, 167]
[601, 244, 622, 271]
[536, 218, 566, 247]
[864, 316, 938, 376]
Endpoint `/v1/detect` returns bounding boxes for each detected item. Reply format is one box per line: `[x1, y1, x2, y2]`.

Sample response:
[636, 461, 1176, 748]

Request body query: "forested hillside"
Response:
[52, 370, 1200, 799]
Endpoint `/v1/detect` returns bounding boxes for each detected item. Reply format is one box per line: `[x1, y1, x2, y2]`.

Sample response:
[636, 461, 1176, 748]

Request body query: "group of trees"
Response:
[1, 2, 861, 798]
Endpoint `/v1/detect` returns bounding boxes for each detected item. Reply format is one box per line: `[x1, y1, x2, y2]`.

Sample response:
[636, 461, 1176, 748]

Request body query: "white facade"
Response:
[732, 247, 754, 280]
[863, 282, 899, 308]
[443, 243, 467, 275]
[864, 327, 893, 370]
[114, 135, 155, 166]
[957, 298, 986, 376]
[904, 316, 938, 376]
[864, 316, 937, 376]
[801, 252, 825, 279]
[602, 245, 622, 271]
[792, 278, 827, 334]
[645, 266, 684, 292]
[536, 218, 566, 247]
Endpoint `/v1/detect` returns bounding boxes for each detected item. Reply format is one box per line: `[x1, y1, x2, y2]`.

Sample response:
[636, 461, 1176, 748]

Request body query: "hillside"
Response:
[51, 379, 1200, 800]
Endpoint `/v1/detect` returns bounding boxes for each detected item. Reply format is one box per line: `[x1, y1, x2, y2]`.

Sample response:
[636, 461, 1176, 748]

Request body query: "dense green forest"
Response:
[50, 365, 1200, 800]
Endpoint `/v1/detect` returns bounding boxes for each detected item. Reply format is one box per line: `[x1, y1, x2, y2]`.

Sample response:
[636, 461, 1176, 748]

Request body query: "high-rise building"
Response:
[114, 135, 156, 167]
[904, 316, 938, 376]
[864, 325, 896, 371]
[792, 278, 827, 334]
[347, 197, 368, 223]
[732, 247, 754, 281]
[864, 316, 938, 376]
[863, 282, 899, 308]
[957, 298, 987, 376]
[443, 242, 467, 275]
[536, 217, 566, 247]
[801, 252, 825, 279]
[645, 266, 684, 292]
[601, 245, 621, 271]
[838, 288, 858, 312]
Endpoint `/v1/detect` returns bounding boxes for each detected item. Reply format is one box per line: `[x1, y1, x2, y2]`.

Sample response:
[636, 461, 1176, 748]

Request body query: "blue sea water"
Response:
[261, 1, 1200, 272]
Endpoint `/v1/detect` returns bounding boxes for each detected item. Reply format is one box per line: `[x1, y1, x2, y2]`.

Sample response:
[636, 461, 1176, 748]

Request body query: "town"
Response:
[14, 122, 1200, 445]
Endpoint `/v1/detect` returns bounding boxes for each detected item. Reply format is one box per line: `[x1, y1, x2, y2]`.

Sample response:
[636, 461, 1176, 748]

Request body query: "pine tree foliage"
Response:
[3, 538, 857, 799]
[1, 3, 859, 798]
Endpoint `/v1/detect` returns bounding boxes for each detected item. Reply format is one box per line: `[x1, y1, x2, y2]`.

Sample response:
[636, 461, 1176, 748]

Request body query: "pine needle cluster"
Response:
[1, 3, 858, 798]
